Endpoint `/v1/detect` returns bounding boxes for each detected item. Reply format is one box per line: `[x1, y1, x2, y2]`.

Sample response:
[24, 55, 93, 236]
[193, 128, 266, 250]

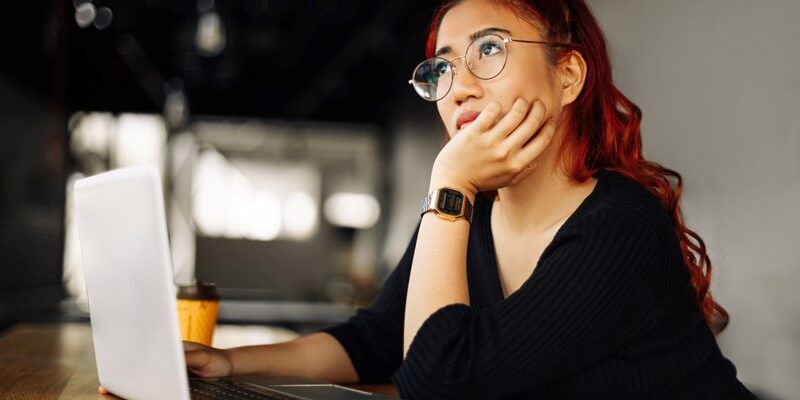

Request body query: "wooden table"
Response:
[0, 323, 400, 399]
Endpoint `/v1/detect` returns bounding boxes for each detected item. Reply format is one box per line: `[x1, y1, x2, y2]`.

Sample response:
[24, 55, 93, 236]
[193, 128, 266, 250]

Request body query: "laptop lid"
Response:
[74, 166, 398, 400]
[74, 165, 191, 400]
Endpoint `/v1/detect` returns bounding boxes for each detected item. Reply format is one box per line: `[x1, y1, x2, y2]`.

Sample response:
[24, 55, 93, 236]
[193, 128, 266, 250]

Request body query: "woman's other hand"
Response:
[183, 340, 234, 377]
[431, 97, 556, 194]
[96, 342, 232, 396]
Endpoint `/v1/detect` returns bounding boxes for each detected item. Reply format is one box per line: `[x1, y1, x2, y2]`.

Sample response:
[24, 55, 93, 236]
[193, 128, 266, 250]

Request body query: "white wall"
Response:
[587, 0, 800, 398]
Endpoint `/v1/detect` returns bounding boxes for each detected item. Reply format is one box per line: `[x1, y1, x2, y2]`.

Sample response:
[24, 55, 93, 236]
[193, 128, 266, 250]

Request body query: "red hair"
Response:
[427, 0, 728, 334]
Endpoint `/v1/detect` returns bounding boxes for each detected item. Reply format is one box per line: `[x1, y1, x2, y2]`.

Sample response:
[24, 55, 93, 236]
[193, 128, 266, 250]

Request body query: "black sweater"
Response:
[321, 168, 755, 399]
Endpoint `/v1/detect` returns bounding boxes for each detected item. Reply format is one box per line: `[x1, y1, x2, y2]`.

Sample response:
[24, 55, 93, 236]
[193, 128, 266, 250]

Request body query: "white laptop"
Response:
[73, 165, 395, 400]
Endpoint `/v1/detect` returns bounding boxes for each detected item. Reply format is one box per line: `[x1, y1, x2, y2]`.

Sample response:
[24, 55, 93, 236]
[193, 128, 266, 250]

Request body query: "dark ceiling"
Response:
[3, 0, 441, 126]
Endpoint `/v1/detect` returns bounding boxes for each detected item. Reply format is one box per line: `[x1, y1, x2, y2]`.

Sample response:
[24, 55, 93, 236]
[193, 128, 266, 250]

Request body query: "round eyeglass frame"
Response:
[408, 34, 572, 102]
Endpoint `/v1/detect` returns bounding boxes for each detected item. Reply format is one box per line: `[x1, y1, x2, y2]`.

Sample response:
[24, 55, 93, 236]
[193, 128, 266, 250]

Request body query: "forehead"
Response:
[436, 0, 542, 51]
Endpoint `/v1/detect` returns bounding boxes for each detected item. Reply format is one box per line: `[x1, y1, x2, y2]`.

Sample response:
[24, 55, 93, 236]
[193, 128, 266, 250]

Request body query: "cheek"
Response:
[485, 73, 539, 113]
[437, 103, 454, 137]
[496, 58, 561, 114]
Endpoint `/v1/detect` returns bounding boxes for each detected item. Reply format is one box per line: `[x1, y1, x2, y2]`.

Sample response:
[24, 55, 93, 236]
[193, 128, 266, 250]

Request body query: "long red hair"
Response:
[427, 0, 728, 334]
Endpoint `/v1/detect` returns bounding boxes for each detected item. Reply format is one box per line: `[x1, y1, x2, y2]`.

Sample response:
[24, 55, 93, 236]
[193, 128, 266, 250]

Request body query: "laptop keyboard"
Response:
[189, 378, 298, 400]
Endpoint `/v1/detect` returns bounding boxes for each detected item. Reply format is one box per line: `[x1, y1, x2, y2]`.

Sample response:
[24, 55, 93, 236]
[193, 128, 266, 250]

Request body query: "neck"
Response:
[494, 142, 596, 235]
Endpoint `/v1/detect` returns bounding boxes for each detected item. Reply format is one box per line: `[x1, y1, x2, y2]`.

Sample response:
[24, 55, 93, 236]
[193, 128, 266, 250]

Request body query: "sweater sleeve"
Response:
[317, 225, 419, 383]
[391, 210, 660, 399]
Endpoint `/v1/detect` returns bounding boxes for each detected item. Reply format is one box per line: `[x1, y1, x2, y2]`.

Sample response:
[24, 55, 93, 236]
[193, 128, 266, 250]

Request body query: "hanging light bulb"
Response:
[74, 2, 96, 28]
[93, 6, 113, 30]
[195, 0, 226, 56]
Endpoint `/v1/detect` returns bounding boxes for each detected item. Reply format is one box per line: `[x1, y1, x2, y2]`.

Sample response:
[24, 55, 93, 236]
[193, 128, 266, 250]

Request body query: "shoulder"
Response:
[564, 168, 677, 253]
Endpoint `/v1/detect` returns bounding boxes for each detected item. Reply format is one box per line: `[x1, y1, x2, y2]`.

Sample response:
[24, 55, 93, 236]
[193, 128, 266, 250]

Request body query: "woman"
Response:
[162, 0, 756, 398]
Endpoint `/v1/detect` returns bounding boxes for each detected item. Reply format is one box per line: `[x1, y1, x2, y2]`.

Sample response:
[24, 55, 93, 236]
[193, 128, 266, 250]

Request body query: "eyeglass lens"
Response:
[411, 34, 508, 101]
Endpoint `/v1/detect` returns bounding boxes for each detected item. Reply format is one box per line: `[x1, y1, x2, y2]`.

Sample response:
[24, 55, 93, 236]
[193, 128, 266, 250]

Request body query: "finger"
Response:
[505, 100, 547, 148]
[183, 340, 207, 351]
[98, 385, 109, 395]
[188, 366, 211, 377]
[464, 101, 502, 134]
[184, 347, 210, 368]
[509, 161, 539, 186]
[516, 119, 557, 166]
[486, 97, 530, 140]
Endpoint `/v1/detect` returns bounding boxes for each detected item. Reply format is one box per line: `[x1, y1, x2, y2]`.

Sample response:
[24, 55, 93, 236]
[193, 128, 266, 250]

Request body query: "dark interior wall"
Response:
[0, 1, 67, 331]
[0, 77, 65, 330]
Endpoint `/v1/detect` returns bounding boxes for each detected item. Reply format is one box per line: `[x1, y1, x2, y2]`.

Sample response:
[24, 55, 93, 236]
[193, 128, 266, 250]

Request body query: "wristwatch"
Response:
[420, 187, 474, 223]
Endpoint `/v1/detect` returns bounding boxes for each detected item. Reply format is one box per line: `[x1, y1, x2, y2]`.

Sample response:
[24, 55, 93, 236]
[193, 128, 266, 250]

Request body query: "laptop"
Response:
[73, 165, 396, 400]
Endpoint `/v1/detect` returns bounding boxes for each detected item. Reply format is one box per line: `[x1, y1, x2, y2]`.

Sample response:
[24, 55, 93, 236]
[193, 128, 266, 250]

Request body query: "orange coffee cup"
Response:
[176, 279, 220, 346]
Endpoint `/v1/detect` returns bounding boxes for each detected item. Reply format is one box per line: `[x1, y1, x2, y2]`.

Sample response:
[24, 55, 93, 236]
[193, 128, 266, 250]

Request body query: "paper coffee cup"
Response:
[176, 279, 220, 346]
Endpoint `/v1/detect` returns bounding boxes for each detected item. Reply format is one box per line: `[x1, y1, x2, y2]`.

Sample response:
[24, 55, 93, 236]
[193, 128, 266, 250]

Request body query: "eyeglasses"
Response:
[408, 33, 569, 102]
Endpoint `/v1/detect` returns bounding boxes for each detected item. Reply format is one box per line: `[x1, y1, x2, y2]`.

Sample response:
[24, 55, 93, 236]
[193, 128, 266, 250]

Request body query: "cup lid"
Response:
[177, 279, 220, 300]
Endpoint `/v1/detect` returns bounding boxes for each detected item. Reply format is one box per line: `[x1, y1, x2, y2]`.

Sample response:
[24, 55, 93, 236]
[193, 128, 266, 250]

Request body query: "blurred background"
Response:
[0, 0, 796, 398]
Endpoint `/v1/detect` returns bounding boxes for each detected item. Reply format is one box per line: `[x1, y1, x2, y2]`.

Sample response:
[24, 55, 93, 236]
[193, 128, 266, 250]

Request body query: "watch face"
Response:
[437, 188, 463, 216]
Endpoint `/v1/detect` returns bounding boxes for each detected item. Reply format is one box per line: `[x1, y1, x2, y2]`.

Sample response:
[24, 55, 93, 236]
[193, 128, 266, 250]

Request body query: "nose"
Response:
[448, 58, 483, 105]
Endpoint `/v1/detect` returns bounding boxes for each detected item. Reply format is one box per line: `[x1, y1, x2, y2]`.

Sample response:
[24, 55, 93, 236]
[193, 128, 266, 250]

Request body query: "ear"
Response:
[558, 50, 587, 107]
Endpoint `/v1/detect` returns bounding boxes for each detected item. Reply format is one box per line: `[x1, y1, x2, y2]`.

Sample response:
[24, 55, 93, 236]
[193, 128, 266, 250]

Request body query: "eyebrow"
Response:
[435, 27, 513, 57]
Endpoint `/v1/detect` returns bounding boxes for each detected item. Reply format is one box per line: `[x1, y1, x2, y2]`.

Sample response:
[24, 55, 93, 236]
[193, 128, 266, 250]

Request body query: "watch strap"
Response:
[421, 191, 433, 215]
[463, 198, 474, 223]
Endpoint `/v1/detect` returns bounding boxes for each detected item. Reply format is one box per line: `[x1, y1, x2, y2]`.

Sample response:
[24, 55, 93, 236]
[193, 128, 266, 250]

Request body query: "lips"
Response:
[456, 111, 480, 131]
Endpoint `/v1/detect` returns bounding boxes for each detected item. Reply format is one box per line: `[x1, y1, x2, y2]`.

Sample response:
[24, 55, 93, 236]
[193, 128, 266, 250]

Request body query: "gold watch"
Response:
[420, 187, 474, 223]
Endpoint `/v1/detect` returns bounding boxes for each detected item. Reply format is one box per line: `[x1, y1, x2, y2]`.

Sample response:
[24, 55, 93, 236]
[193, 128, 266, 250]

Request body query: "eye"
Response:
[477, 38, 503, 59]
[434, 61, 451, 78]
